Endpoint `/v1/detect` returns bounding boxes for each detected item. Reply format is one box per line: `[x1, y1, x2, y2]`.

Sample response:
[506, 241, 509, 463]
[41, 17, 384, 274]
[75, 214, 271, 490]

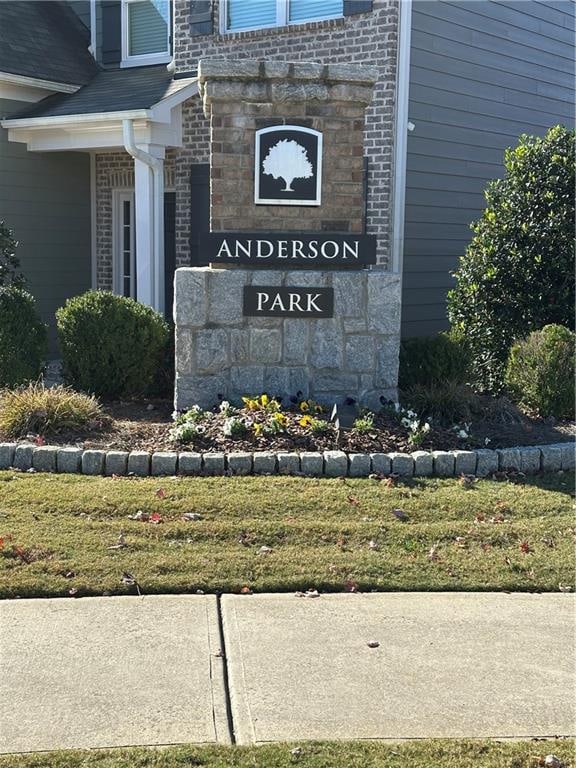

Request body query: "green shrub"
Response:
[0, 383, 104, 437]
[0, 221, 24, 287]
[400, 382, 480, 427]
[448, 125, 575, 392]
[504, 324, 575, 419]
[56, 291, 170, 399]
[398, 332, 470, 390]
[0, 286, 47, 387]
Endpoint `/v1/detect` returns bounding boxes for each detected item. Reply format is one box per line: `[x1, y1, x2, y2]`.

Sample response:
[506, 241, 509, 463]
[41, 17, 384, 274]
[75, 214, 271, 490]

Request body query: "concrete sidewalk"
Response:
[0, 595, 229, 753]
[0, 592, 574, 753]
[222, 592, 575, 744]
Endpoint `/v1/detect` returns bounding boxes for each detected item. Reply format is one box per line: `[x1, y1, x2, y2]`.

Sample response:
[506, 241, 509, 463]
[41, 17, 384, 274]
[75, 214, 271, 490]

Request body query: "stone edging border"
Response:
[0, 441, 573, 478]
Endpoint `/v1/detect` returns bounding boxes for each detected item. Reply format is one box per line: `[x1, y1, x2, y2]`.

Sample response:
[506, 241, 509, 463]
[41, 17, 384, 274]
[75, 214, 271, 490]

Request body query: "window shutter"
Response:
[189, 164, 210, 265]
[101, 0, 121, 65]
[343, 0, 372, 16]
[190, 0, 212, 35]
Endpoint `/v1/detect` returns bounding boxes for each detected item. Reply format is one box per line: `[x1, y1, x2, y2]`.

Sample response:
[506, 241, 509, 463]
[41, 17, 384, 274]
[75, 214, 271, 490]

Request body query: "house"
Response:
[0, 0, 574, 352]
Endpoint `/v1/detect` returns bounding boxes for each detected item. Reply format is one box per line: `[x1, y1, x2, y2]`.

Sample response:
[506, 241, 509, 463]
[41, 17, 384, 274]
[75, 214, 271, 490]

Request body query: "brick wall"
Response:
[174, 0, 399, 266]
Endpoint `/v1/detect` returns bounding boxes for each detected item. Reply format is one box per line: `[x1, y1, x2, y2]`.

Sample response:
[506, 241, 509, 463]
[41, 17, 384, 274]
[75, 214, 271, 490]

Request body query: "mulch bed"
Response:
[3, 397, 573, 454]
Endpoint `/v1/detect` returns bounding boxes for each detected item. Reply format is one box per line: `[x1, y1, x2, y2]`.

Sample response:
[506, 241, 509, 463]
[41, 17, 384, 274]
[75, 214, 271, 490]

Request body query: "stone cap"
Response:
[198, 59, 381, 114]
[198, 59, 381, 86]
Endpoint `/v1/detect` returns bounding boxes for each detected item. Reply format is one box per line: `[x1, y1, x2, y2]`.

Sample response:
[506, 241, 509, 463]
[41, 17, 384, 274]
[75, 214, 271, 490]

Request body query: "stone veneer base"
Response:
[0, 442, 573, 478]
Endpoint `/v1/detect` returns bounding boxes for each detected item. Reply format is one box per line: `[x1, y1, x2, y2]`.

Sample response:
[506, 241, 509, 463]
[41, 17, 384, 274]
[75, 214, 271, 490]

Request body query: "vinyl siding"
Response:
[401, 0, 575, 337]
[0, 99, 91, 354]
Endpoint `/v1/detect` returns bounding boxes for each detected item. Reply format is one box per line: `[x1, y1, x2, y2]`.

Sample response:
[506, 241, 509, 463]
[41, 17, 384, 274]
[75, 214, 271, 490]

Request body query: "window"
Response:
[113, 192, 136, 299]
[122, 0, 171, 66]
[222, 0, 343, 33]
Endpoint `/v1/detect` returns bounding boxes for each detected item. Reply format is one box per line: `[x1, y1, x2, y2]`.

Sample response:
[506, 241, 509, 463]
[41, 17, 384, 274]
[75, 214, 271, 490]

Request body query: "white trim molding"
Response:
[90, 152, 97, 290]
[390, 0, 412, 276]
[121, 0, 172, 69]
[0, 71, 80, 94]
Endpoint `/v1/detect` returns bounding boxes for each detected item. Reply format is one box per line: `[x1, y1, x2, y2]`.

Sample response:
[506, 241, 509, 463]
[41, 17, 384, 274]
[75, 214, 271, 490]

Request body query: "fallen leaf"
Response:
[383, 476, 397, 488]
[108, 532, 127, 550]
[392, 508, 408, 522]
[367, 640, 380, 648]
[121, 571, 136, 585]
[454, 537, 467, 548]
[149, 512, 162, 525]
[68, 588, 78, 596]
[290, 747, 302, 760]
[460, 474, 476, 489]
[558, 584, 573, 592]
[295, 589, 320, 598]
[475, 513, 486, 523]
[344, 579, 358, 592]
[64, 571, 75, 579]
[257, 545, 273, 556]
[544, 755, 564, 768]
[368, 539, 379, 551]
[182, 512, 203, 522]
[347, 495, 360, 506]
[128, 510, 149, 521]
[155, 488, 166, 499]
[0, 537, 3, 549]
[240, 585, 252, 594]
[519, 541, 531, 554]
[34, 435, 45, 447]
[427, 545, 439, 561]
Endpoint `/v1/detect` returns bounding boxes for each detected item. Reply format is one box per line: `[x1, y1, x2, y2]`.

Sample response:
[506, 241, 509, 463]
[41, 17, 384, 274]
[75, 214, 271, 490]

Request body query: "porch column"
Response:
[132, 146, 165, 314]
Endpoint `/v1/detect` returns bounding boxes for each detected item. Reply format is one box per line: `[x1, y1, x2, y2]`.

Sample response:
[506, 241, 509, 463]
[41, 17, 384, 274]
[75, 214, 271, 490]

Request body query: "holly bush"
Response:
[447, 125, 575, 392]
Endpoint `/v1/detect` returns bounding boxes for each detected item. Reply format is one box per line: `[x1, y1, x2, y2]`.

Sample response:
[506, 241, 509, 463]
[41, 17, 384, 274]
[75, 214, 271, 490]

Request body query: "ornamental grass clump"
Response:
[505, 324, 575, 419]
[0, 383, 104, 438]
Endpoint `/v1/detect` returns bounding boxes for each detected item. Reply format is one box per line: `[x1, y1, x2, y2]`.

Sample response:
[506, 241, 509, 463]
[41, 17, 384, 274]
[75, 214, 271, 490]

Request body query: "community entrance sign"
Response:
[197, 233, 377, 268]
[243, 286, 334, 318]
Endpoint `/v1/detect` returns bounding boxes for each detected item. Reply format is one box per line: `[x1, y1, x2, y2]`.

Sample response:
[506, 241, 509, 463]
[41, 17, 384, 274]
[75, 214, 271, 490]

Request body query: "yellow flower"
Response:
[273, 412, 288, 426]
[260, 394, 269, 407]
[253, 423, 263, 437]
[300, 400, 310, 413]
[299, 415, 313, 427]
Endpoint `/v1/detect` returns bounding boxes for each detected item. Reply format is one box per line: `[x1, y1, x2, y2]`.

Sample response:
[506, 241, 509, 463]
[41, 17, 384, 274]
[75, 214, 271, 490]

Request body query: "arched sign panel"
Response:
[254, 126, 322, 206]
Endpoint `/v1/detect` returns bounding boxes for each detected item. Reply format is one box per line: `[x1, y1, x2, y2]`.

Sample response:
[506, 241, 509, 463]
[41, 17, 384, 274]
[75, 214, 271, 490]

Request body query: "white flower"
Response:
[401, 417, 411, 428]
[457, 429, 468, 439]
[222, 417, 235, 437]
[171, 410, 179, 421]
[422, 422, 431, 433]
[219, 400, 231, 413]
[406, 409, 417, 419]
[484, 437, 491, 446]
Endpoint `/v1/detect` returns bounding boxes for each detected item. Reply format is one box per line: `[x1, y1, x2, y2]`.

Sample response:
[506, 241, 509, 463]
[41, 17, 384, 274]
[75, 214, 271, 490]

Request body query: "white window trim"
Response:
[219, 0, 343, 35]
[112, 190, 136, 298]
[120, 0, 172, 69]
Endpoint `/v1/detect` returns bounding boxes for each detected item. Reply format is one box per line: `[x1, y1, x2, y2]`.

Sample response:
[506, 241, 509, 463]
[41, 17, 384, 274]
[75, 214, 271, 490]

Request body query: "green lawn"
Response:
[0, 471, 572, 598]
[0, 740, 573, 768]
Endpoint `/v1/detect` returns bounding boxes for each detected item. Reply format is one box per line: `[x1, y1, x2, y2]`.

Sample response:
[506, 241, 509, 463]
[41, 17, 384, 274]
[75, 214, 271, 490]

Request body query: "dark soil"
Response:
[4, 396, 574, 453]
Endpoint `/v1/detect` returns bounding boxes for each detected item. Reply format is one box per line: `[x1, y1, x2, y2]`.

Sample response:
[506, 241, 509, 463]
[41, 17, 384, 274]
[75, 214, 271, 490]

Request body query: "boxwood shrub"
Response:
[398, 332, 470, 390]
[505, 324, 575, 419]
[0, 286, 47, 388]
[56, 291, 170, 399]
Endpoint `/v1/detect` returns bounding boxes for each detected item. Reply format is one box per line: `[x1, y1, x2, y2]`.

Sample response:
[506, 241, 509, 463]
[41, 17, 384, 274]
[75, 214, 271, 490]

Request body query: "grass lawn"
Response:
[0, 740, 574, 768]
[0, 471, 572, 598]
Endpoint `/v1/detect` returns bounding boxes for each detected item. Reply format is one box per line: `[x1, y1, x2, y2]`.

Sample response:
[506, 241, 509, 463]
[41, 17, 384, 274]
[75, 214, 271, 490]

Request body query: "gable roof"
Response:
[6, 66, 198, 121]
[0, 1, 98, 87]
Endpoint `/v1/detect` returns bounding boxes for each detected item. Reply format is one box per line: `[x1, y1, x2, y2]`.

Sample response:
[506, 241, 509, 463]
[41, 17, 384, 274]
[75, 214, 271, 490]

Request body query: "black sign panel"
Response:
[243, 286, 334, 318]
[197, 233, 376, 269]
[255, 126, 322, 206]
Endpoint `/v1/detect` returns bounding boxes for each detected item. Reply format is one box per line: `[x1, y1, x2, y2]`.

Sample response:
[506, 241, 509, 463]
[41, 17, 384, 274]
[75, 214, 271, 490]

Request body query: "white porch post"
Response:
[133, 156, 155, 308]
[123, 120, 165, 314]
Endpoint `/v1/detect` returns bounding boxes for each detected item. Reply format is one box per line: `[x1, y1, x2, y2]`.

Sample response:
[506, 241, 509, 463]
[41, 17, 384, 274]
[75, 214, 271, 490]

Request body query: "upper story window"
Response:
[222, 0, 343, 33]
[122, 0, 171, 66]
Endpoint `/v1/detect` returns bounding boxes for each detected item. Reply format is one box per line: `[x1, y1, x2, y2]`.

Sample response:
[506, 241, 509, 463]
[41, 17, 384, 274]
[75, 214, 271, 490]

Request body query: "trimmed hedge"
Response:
[56, 291, 170, 399]
[0, 286, 47, 388]
[505, 324, 575, 419]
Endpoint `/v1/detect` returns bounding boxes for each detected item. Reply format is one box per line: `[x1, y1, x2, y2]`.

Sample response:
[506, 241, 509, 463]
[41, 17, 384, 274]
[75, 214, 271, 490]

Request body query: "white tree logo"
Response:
[262, 139, 314, 192]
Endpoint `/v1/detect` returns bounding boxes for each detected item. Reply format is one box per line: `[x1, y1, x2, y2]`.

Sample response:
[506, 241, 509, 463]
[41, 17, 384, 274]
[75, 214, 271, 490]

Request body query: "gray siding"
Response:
[401, 0, 575, 337]
[0, 99, 91, 354]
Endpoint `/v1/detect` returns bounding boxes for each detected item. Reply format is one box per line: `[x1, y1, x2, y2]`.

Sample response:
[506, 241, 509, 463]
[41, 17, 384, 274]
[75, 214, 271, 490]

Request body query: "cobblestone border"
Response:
[0, 442, 573, 477]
